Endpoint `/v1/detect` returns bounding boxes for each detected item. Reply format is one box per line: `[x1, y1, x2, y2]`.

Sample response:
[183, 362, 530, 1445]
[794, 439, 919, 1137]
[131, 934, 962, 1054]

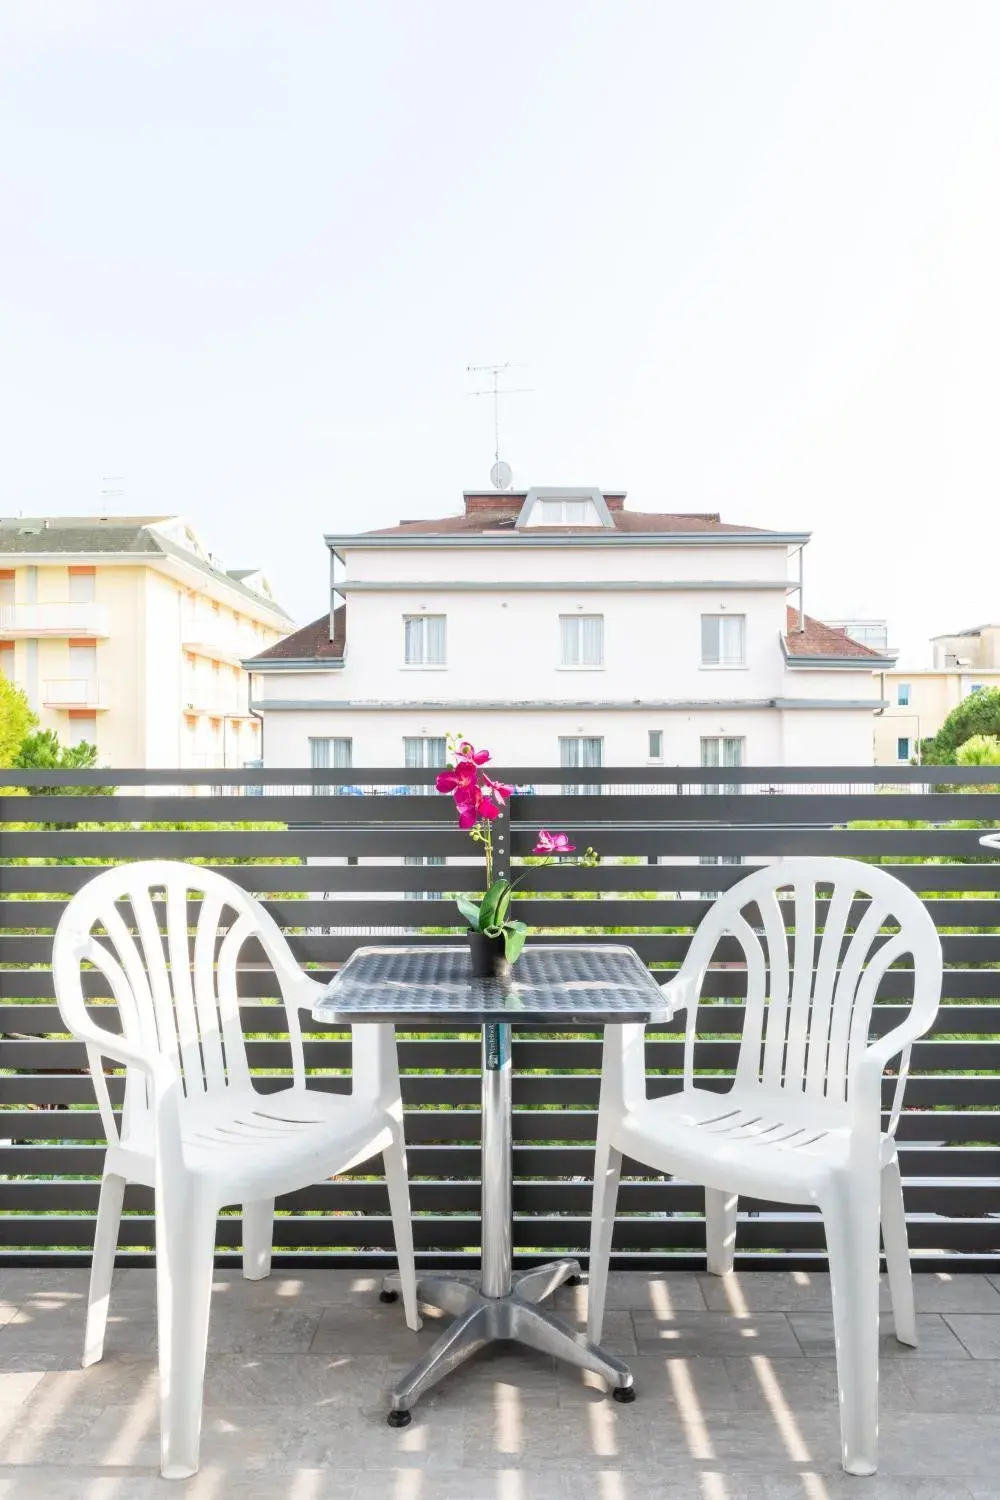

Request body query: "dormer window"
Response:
[535, 499, 596, 525]
[517, 488, 615, 528]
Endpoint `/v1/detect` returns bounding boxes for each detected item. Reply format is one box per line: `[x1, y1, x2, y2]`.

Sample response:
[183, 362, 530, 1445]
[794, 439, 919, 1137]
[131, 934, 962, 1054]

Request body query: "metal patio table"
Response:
[313, 942, 671, 1424]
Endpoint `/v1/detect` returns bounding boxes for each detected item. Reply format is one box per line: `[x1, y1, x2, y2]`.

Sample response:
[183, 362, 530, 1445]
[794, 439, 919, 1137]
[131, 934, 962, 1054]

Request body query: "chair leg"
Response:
[705, 1187, 738, 1276]
[824, 1177, 881, 1477]
[881, 1158, 916, 1347]
[155, 1187, 218, 1480]
[586, 1135, 622, 1344]
[242, 1198, 274, 1281]
[384, 1128, 421, 1332]
[83, 1171, 126, 1367]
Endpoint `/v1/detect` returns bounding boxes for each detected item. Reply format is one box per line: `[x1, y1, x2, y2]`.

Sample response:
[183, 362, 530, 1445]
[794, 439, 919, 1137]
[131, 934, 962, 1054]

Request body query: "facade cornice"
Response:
[335, 579, 792, 594]
[250, 696, 886, 713]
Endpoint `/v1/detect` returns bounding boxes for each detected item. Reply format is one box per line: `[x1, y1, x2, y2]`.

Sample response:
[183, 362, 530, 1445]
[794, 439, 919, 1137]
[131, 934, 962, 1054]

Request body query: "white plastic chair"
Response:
[587, 856, 942, 1476]
[53, 860, 420, 1480]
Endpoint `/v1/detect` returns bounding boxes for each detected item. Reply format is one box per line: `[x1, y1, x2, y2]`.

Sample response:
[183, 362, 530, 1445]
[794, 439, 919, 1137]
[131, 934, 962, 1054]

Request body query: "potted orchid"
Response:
[435, 736, 599, 978]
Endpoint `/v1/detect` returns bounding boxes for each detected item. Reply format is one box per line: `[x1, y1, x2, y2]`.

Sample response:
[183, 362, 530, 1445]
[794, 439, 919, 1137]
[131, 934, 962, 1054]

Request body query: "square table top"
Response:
[312, 943, 671, 1028]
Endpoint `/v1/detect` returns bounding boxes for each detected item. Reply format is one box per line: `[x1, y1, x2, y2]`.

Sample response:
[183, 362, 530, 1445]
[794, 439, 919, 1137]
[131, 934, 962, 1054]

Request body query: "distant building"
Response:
[0, 515, 292, 768]
[246, 487, 890, 772]
[874, 623, 1000, 763]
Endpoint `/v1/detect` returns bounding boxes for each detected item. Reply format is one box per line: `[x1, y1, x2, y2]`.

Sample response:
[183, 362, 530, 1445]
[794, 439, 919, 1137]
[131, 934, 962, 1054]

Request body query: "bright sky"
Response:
[2, 1, 998, 664]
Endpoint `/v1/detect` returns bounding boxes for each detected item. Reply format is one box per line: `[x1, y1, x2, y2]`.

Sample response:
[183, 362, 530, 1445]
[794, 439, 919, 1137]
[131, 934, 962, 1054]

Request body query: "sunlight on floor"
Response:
[98, 1373, 158, 1466]
[493, 1382, 523, 1454]
[668, 1357, 715, 1461]
[751, 1354, 811, 1464]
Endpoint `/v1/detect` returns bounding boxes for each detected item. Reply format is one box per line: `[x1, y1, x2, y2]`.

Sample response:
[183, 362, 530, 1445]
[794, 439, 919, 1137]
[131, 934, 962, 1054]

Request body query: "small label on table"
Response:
[484, 1022, 509, 1071]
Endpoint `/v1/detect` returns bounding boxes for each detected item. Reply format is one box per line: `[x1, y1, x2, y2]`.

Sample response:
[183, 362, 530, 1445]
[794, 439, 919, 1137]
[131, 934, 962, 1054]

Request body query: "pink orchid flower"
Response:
[482, 773, 514, 802]
[435, 760, 478, 795]
[533, 829, 576, 855]
[456, 741, 491, 766]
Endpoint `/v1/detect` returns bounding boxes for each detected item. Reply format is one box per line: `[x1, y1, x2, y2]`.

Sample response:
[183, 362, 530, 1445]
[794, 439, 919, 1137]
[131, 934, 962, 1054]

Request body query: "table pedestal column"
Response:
[382, 1022, 635, 1423]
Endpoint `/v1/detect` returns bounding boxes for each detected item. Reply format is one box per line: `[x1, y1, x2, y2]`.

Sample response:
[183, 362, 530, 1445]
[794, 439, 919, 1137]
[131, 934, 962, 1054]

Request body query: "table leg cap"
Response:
[379, 1290, 399, 1304]
[387, 1409, 412, 1427]
[612, 1385, 636, 1404]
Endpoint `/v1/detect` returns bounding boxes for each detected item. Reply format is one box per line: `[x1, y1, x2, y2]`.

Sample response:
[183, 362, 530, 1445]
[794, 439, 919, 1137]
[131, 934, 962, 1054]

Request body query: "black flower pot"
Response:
[467, 930, 511, 980]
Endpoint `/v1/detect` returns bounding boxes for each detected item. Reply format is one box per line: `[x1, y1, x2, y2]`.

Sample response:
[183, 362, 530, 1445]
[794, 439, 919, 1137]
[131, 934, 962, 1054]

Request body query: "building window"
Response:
[559, 736, 603, 795]
[403, 615, 446, 666]
[897, 737, 911, 762]
[896, 683, 911, 707]
[68, 713, 97, 747]
[310, 736, 352, 795]
[68, 567, 95, 603]
[648, 729, 664, 761]
[403, 737, 448, 797]
[0, 642, 14, 681]
[535, 498, 596, 525]
[560, 615, 604, 668]
[971, 683, 984, 694]
[68, 639, 97, 678]
[701, 614, 746, 667]
[0, 571, 14, 605]
[701, 736, 744, 795]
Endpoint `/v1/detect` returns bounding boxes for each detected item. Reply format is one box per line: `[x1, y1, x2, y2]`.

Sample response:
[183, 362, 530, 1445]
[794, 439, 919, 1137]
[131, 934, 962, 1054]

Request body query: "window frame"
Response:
[647, 729, 664, 761]
[700, 613, 747, 669]
[559, 735, 604, 795]
[897, 736, 911, 762]
[402, 614, 447, 668]
[559, 614, 605, 669]
[896, 683, 911, 707]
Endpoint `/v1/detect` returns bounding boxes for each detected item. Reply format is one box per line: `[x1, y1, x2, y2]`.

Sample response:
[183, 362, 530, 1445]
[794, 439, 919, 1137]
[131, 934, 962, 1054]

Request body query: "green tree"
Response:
[956, 734, 1000, 767]
[922, 688, 1000, 764]
[0, 674, 37, 767]
[11, 729, 114, 797]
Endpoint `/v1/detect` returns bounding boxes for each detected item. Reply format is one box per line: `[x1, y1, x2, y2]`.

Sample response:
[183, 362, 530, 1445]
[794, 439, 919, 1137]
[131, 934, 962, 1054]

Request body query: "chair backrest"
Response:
[679, 857, 942, 1113]
[53, 860, 302, 1142]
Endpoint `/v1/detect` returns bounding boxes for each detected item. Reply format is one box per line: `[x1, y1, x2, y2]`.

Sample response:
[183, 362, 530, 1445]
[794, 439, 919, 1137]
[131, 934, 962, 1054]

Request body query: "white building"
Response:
[246, 487, 889, 772]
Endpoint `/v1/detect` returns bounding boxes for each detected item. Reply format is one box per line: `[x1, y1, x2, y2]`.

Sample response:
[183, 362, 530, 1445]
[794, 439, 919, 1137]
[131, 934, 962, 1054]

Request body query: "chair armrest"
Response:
[851, 1023, 916, 1140]
[659, 972, 699, 1020]
[68, 1016, 159, 1077]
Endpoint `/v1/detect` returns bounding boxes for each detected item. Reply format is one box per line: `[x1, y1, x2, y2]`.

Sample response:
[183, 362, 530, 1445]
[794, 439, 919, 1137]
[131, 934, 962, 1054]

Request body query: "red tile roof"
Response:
[783, 608, 884, 659]
[364, 504, 769, 537]
[249, 604, 345, 662]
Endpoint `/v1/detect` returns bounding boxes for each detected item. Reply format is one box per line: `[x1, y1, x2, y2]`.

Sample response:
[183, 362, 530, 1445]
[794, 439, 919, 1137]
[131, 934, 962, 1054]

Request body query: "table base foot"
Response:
[383, 1265, 634, 1415]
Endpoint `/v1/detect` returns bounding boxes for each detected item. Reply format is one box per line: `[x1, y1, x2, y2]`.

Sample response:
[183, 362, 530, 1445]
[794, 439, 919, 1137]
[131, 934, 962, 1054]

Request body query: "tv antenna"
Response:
[467, 362, 532, 490]
[101, 475, 126, 508]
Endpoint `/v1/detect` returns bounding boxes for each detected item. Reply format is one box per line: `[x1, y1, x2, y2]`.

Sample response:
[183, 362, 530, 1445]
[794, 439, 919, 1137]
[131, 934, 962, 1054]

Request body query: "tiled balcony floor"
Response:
[2, 1267, 1000, 1498]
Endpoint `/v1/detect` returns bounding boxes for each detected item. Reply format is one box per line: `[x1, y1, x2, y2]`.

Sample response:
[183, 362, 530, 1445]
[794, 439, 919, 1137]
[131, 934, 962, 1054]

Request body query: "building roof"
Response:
[931, 624, 1000, 639]
[247, 605, 346, 665]
[0, 515, 293, 621]
[363, 495, 773, 538]
[782, 607, 888, 661]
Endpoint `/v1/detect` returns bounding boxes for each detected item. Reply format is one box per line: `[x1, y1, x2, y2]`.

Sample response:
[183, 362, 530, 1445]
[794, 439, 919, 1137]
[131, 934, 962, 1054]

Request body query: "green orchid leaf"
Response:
[456, 895, 482, 930]
[504, 919, 528, 964]
[493, 885, 513, 928]
[478, 878, 509, 933]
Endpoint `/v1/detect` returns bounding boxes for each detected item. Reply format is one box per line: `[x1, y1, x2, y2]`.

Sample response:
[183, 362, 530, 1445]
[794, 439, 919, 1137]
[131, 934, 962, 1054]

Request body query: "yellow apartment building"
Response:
[0, 515, 292, 768]
[874, 623, 1000, 763]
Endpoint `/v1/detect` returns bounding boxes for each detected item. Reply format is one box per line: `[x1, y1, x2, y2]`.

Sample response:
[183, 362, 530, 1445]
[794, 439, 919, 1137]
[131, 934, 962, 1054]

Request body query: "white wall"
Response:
[258, 700, 876, 769]
[342, 540, 792, 585]
[337, 586, 789, 706]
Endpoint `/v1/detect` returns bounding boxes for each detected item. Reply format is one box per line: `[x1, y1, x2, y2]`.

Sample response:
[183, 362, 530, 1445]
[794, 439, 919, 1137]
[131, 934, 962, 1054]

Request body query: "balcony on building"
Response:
[0, 602, 111, 638]
[42, 678, 109, 710]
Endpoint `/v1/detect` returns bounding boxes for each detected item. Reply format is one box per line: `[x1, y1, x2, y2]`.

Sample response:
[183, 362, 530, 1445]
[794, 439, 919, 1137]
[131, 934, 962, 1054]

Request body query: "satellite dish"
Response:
[490, 459, 513, 491]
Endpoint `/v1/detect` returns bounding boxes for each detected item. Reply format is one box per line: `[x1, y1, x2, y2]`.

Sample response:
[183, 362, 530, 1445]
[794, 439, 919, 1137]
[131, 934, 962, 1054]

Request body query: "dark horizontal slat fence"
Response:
[2, 763, 999, 1270]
